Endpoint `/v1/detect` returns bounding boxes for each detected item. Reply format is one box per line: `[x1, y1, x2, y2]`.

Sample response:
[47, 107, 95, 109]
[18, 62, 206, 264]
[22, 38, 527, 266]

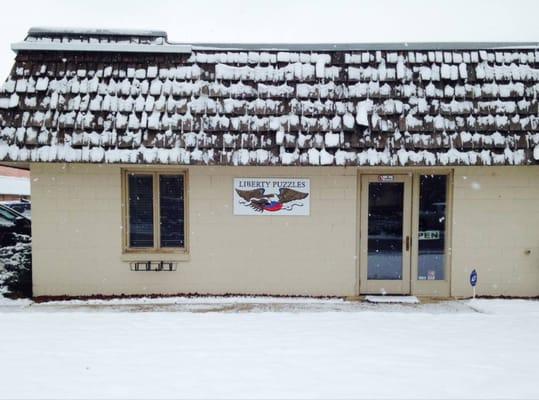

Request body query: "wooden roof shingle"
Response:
[0, 28, 538, 166]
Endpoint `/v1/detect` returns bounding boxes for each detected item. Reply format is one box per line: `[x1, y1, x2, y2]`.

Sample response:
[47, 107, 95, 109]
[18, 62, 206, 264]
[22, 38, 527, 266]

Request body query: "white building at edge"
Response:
[0, 166, 30, 200]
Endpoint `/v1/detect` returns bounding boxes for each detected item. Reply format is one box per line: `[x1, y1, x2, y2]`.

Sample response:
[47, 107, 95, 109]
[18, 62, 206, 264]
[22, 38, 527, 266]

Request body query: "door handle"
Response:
[406, 236, 410, 251]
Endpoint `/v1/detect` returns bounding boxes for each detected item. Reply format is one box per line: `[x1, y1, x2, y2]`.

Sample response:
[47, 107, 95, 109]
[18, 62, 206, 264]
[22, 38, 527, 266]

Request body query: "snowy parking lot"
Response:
[0, 297, 538, 399]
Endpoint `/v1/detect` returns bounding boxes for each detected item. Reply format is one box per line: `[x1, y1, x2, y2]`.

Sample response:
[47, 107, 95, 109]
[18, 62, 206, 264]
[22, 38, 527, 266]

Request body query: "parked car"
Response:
[1, 200, 31, 219]
[0, 204, 31, 247]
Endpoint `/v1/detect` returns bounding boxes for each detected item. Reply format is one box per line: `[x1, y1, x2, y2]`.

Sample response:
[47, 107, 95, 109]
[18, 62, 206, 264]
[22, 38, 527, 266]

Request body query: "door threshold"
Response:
[364, 295, 420, 304]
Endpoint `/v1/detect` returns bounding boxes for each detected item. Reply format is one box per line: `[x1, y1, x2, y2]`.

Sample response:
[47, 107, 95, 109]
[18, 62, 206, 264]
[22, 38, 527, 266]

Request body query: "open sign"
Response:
[419, 230, 441, 240]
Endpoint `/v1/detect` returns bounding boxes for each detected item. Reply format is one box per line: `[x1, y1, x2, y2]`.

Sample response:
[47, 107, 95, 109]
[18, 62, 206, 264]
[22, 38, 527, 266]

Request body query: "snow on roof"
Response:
[0, 28, 539, 167]
[10, 27, 539, 54]
[12, 27, 189, 54]
[189, 42, 539, 52]
[11, 41, 192, 54]
[0, 176, 30, 195]
[28, 27, 168, 38]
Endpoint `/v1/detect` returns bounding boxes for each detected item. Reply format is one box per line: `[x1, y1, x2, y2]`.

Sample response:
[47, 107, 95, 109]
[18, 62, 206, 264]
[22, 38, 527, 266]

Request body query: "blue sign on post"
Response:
[470, 269, 478, 299]
[470, 269, 478, 287]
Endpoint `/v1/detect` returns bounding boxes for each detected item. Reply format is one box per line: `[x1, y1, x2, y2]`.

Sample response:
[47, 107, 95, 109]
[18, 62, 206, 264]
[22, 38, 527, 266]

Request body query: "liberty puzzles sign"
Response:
[233, 178, 310, 216]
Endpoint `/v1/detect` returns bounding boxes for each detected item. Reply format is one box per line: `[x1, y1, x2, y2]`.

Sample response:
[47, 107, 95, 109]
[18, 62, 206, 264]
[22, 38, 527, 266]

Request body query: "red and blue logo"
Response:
[263, 201, 283, 212]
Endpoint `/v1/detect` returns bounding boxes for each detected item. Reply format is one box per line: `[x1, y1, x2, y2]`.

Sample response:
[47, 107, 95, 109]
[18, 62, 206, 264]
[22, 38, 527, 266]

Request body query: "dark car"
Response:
[1, 200, 31, 219]
[0, 204, 31, 247]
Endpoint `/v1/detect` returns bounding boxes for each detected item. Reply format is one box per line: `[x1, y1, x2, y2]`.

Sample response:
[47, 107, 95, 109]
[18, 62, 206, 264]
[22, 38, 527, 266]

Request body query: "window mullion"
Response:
[124, 171, 129, 251]
[154, 172, 160, 250]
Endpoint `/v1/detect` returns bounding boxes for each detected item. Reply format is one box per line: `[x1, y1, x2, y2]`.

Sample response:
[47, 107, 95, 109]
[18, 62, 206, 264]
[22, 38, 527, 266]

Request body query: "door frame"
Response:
[359, 174, 413, 295]
[357, 169, 453, 297]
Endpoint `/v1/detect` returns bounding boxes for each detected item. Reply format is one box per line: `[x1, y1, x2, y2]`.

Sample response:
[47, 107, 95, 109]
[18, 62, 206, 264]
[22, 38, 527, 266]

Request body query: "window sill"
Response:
[121, 251, 190, 262]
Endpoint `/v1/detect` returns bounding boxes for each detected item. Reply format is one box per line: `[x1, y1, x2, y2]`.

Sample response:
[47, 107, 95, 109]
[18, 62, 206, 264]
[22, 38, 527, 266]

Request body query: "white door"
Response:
[360, 174, 412, 295]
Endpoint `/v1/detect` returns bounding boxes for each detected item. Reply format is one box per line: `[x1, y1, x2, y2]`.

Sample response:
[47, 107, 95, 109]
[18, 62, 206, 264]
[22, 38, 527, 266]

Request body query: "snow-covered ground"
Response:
[0, 297, 538, 399]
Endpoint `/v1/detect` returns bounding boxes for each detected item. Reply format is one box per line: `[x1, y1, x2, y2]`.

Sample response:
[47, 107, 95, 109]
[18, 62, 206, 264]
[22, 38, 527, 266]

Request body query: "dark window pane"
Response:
[0, 215, 14, 228]
[159, 175, 184, 248]
[418, 175, 447, 280]
[367, 182, 404, 280]
[0, 208, 17, 222]
[128, 174, 154, 248]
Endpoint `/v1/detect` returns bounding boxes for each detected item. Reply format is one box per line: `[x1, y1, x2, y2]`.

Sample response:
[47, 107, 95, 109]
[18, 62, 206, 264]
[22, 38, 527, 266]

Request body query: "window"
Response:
[124, 171, 186, 252]
[417, 175, 447, 280]
[367, 182, 405, 280]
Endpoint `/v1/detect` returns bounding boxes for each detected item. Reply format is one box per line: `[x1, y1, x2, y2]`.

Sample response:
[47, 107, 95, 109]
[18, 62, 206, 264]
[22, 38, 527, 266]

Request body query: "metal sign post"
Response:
[470, 269, 478, 299]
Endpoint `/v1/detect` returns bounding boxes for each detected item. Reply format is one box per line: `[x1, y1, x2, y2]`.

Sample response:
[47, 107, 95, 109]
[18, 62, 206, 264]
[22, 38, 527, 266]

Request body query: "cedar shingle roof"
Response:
[0, 28, 538, 166]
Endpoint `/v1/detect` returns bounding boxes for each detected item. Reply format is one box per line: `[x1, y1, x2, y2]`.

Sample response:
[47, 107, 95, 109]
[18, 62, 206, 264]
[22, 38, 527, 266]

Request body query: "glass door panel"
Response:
[411, 173, 451, 297]
[367, 182, 404, 280]
[418, 175, 447, 281]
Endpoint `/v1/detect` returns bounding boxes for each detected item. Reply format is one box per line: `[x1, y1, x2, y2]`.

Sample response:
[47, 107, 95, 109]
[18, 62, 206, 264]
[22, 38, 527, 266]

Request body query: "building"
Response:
[0, 165, 30, 200]
[0, 28, 538, 298]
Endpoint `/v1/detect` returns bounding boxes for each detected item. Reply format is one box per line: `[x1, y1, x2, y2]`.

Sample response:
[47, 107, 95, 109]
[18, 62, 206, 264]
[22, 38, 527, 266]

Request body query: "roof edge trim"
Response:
[188, 42, 539, 51]
[11, 41, 192, 54]
[28, 27, 167, 37]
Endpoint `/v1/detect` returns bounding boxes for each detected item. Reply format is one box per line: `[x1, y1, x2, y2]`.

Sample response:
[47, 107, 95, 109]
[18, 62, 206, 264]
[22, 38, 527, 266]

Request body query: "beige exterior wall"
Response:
[31, 164, 358, 297]
[30, 163, 539, 298]
[451, 166, 539, 297]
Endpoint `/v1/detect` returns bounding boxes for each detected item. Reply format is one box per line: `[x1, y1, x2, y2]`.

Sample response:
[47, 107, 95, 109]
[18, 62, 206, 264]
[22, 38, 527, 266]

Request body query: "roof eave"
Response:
[28, 27, 168, 38]
[11, 41, 192, 54]
[188, 42, 539, 52]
